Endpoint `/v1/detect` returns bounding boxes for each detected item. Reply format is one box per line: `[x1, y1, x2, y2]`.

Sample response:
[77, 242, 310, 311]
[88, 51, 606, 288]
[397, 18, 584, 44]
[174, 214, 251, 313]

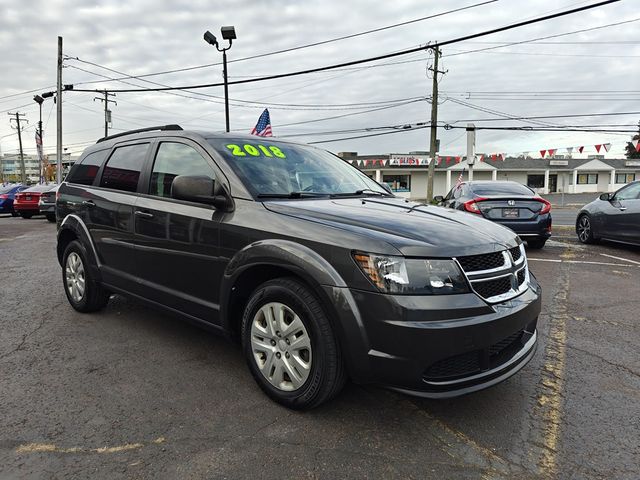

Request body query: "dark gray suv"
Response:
[56, 125, 541, 409]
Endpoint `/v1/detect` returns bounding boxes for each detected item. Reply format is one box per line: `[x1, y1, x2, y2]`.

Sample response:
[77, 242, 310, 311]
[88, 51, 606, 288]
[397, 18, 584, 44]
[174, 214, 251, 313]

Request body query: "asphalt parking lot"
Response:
[1, 215, 639, 479]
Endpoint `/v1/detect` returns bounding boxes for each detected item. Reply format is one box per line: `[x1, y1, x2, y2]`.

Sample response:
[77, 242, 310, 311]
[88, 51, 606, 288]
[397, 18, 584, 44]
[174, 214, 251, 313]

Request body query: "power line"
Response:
[70, 0, 498, 86]
[70, 0, 621, 94]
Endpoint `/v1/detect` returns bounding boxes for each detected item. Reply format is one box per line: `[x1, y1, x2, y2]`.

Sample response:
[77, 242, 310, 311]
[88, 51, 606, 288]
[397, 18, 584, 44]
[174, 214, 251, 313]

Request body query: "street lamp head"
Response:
[41, 91, 55, 99]
[203, 30, 218, 46]
[33, 95, 44, 105]
[220, 26, 236, 41]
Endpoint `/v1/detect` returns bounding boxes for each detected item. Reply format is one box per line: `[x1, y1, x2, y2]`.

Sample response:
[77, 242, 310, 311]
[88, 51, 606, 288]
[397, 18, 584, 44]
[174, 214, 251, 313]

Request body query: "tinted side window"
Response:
[99, 143, 149, 192]
[150, 142, 216, 198]
[66, 150, 108, 185]
[616, 183, 640, 200]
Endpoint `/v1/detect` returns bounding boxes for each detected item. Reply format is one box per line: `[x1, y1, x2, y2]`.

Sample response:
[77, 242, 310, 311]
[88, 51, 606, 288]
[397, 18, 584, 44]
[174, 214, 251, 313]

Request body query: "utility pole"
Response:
[94, 91, 116, 138]
[56, 36, 63, 184]
[8, 112, 28, 184]
[426, 46, 446, 203]
[466, 124, 476, 182]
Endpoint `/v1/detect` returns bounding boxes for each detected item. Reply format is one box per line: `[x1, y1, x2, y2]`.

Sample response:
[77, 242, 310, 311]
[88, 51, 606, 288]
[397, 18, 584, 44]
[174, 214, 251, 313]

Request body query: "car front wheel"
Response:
[577, 214, 596, 244]
[241, 277, 346, 410]
[62, 240, 110, 312]
[46, 213, 56, 223]
[20, 212, 32, 219]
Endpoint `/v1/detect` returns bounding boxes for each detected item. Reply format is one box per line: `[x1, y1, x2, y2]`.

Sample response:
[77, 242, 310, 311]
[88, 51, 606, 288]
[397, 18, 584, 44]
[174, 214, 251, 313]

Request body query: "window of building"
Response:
[383, 174, 410, 192]
[615, 173, 636, 184]
[577, 173, 598, 185]
[65, 150, 109, 185]
[99, 143, 149, 192]
[150, 143, 216, 198]
[527, 174, 545, 188]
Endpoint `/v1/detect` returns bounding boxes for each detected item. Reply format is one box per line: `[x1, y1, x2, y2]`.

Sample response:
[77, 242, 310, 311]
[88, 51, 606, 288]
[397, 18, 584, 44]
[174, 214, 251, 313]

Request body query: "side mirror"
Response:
[171, 175, 228, 210]
[599, 193, 613, 201]
[433, 195, 444, 204]
[378, 181, 393, 195]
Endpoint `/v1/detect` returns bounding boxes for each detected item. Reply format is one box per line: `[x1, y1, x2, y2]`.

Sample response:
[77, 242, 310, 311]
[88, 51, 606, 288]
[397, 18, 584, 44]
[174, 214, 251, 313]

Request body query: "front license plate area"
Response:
[503, 208, 519, 218]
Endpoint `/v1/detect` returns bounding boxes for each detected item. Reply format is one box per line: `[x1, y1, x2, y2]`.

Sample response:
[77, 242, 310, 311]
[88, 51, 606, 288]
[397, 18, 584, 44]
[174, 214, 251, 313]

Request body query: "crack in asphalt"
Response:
[563, 341, 640, 380]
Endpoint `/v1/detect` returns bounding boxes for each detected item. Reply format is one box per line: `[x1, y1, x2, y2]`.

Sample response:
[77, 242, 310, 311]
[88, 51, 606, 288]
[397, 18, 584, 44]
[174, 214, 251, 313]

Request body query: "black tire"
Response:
[526, 238, 547, 249]
[46, 213, 56, 223]
[576, 214, 596, 244]
[62, 240, 110, 313]
[20, 212, 33, 219]
[241, 277, 346, 410]
[11, 210, 19, 217]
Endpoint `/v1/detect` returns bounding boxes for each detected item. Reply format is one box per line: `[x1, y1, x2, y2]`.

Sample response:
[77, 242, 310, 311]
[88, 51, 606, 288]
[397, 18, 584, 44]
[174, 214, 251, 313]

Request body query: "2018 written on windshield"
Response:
[226, 144, 286, 158]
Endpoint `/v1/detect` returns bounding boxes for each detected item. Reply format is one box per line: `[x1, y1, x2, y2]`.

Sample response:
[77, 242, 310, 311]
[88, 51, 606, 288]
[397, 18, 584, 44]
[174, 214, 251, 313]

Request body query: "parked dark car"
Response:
[56, 126, 541, 409]
[14, 184, 56, 218]
[436, 181, 552, 249]
[576, 180, 640, 246]
[39, 184, 59, 222]
[0, 184, 27, 216]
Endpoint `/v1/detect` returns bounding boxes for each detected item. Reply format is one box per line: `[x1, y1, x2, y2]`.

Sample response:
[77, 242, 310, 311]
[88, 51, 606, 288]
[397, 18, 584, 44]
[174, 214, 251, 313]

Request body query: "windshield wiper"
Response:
[257, 192, 329, 199]
[330, 189, 389, 198]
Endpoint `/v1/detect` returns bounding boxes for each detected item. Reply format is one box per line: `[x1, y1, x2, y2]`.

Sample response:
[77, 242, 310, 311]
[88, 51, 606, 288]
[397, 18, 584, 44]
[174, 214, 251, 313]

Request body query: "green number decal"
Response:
[244, 144, 260, 156]
[270, 146, 286, 158]
[258, 145, 273, 157]
[226, 144, 246, 156]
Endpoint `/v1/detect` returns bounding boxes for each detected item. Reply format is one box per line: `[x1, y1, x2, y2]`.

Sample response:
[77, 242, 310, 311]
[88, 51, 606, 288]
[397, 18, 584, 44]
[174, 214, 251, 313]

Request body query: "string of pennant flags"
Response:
[345, 139, 640, 167]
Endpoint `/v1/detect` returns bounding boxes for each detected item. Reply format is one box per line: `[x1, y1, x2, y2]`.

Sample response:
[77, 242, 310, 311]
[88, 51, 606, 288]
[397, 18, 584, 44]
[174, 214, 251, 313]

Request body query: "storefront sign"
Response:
[550, 160, 568, 166]
[389, 154, 430, 166]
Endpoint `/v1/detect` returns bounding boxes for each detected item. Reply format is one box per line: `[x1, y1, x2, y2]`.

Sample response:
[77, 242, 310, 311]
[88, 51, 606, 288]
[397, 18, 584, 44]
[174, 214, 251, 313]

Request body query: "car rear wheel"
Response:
[11, 210, 19, 217]
[20, 212, 33, 219]
[526, 238, 547, 249]
[62, 240, 110, 313]
[577, 214, 596, 244]
[46, 213, 56, 223]
[241, 277, 346, 410]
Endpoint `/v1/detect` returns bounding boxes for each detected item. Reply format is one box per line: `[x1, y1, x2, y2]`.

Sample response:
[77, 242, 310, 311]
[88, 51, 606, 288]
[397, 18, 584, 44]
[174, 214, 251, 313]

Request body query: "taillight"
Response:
[0, 194, 7, 199]
[538, 199, 552, 215]
[463, 197, 487, 214]
[55, 189, 60, 201]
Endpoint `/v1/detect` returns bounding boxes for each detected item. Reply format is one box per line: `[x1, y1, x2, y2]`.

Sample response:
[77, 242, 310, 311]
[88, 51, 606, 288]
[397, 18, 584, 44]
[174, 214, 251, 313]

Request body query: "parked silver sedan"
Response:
[576, 181, 640, 246]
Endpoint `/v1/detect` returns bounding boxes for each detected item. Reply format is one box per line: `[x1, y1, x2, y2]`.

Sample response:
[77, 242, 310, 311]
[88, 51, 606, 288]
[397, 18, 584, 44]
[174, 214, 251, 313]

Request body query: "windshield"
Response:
[471, 182, 534, 196]
[207, 138, 388, 198]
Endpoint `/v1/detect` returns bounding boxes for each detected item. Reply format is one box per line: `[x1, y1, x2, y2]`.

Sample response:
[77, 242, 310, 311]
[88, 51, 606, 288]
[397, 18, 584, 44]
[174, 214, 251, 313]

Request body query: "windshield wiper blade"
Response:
[330, 188, 388, 198]
[257, 192, 329, 199]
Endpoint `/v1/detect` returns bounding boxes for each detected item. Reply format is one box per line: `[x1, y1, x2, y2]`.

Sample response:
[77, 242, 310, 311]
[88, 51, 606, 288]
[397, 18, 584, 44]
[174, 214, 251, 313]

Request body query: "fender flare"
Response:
[57, 214, 102, 280]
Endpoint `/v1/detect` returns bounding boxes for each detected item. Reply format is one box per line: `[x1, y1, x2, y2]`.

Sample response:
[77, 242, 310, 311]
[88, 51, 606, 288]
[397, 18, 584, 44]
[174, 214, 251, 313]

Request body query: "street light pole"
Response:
[34, 95, 44, 183]
[204, 26, 236, 133]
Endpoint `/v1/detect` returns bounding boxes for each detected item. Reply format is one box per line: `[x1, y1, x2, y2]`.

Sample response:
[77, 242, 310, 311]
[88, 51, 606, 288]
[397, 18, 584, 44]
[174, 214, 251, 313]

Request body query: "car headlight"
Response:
[353, 253, 470, 295]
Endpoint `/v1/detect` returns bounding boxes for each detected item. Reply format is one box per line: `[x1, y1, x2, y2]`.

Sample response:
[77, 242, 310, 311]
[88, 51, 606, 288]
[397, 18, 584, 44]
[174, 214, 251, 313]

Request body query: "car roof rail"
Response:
[96, 124, 183, 144]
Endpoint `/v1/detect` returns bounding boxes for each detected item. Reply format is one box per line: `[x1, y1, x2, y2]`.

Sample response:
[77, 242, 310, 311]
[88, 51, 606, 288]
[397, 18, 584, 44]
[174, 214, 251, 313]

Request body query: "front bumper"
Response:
[324, 275, 541, 398]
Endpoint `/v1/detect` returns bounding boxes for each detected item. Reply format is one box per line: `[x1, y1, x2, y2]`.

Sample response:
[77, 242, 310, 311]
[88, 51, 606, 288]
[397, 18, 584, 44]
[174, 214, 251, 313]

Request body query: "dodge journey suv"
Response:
[56, 125, 541, 409]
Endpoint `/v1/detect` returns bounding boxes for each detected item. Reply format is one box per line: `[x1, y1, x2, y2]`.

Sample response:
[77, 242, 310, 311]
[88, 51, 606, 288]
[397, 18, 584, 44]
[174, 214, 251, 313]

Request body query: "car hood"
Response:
[263, 196, 519, 257]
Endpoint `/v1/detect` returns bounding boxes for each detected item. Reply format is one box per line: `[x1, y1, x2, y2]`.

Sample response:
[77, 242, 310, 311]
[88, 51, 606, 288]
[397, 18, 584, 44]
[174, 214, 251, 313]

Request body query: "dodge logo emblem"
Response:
[508, 200, 516, 206]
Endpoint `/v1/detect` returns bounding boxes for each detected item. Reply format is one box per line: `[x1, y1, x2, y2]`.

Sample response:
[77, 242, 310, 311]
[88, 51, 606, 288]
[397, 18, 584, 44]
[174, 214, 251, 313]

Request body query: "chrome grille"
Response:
[456, 245, 529, 303]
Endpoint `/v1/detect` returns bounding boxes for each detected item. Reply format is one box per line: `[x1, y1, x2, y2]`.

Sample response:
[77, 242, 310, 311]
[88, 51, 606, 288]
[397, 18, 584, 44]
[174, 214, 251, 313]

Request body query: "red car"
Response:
[13, 184, 55, 219]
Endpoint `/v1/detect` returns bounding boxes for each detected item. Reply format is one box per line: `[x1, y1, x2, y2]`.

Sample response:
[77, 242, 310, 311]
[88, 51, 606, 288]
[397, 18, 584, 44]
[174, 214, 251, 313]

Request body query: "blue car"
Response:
[0, 184, 27, 216]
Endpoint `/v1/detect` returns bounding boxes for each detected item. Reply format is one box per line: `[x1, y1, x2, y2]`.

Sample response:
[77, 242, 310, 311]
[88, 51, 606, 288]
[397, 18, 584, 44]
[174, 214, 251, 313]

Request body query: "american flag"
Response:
[454, 168, 465, 189]
[250, 109, 272, 137]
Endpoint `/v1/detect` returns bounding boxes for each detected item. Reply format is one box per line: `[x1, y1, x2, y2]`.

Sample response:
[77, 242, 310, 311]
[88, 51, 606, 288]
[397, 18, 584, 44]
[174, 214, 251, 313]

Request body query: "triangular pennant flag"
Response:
[548, 149, 556, 157]
[603, 143, 611, 152]
[455, 156, 461, 163]
[566, 147, 573, 154]
[478, 154, 484, 162]
[578, 146, 584, 153]
[595, 144, 602, 153]
[540, 150, 547, 158]
[523, 152, 529, 157]
[500, 153, 505, 161]
[633, 139, 640, 152]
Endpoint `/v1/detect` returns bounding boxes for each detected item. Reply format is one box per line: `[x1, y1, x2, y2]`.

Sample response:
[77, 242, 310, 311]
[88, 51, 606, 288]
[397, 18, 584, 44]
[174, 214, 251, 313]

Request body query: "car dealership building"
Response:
[338, 151, 640, 200]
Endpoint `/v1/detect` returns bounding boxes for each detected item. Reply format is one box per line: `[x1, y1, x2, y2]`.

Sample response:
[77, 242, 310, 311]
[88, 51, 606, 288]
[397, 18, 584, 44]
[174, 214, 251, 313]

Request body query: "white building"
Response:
[342, 152, 640, 200]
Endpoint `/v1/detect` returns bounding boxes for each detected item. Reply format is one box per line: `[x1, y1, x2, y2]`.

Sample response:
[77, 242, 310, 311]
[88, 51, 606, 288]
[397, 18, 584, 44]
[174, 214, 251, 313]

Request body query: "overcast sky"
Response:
[0, 0, 638, 160]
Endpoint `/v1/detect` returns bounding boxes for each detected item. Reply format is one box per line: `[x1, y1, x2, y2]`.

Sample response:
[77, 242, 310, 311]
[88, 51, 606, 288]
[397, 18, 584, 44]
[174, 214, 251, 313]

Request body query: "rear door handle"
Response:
[619, 207, 627, 211]
[134, 210, 154, 219]
[82, 200, 95, 207]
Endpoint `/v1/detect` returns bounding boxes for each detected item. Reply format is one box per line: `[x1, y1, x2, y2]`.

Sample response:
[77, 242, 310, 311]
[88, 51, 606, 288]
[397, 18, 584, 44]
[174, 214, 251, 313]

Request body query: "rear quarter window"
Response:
[66, 150, 109, 185]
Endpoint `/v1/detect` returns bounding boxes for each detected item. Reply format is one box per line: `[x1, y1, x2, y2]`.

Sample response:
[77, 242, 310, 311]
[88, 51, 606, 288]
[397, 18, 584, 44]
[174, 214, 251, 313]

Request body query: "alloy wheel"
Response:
[250, 302, 312, 391]
[65, 252, 86, 302]
[578, 216, 591, 243]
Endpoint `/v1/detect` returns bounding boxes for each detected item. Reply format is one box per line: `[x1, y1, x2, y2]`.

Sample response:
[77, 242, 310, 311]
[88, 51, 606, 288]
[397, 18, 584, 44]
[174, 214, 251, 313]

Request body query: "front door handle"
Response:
[134, 210, 154, 219]
[82, 200, 95, 207]
[619, 207, 627, 211]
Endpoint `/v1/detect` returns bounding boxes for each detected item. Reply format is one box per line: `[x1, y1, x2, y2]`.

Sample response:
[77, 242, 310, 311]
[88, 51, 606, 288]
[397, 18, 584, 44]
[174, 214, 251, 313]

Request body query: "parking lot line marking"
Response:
[600, 253, 640, 266]
[16, 442, 145, 454]
[528, 258, 635, 268]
